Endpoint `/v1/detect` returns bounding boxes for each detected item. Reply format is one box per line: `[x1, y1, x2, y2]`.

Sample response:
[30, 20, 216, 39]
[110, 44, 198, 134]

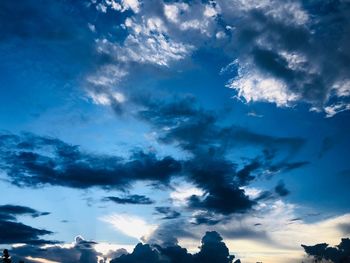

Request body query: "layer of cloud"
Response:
[0, 133, 181, 189]
[0, 203, 54, 245]
[103, 195, 154, 205]
[9, 236, 100, 263]
[0, 204, 50, 221]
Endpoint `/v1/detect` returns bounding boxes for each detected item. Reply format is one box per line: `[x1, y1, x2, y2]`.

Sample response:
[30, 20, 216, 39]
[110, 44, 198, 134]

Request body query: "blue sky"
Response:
[0, 0, 350, 262]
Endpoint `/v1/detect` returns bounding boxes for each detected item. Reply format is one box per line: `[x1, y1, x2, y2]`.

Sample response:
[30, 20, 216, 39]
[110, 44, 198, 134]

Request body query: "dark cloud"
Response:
[184, 157, 255, 215]
[104, 195, 154, 205]
[0, 129, 306, 217]
[0, 204, 54, 245]
[112, 231, 238, 263]
[302, 238, 350, 263]
[0, 219, 54, 245]
[10, 236, 100, 263]
[0, 204, 50, 221]
[5, 230, 243, 263]
[188, 186, 253, 215]
[136, 96, 305, 156]
[0, 133, 181, 190]
[111, 243, 160, 263]
[0, 97, 307, 219]
[190, 212, 221, 226]
[274, 181, 290, 197]
[147, 220, 196, 247]
[154, 207, 181, 220]
[236, 160, 260, 185]
[194, 231, 236, 263]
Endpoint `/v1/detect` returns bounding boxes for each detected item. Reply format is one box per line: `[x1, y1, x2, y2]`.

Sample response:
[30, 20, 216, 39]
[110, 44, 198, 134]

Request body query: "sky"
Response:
[0, 0, 350, 262]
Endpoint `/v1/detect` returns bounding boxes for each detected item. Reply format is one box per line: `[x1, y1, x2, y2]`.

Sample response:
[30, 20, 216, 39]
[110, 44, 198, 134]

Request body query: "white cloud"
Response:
[96, 0, 140, 13]
[204, 5, 219, 17]
[226, 0, 309, 25]
[164, 3, 189, 24]
[96, 16, 193, 67]
[170, 182, 204, 207]
[88, 90, 126, 106]
[332, 79, 350, 98]
[216, 31, 226, 39]
[324, 103, 350, 118]
[121, 0, 140, 13]
[87, 23, 96, 32]
[228, 63, 300, 107]
[240, 186, 263, 199]
[163, 2, 220, 36]
[87, 64, 128, 87]
[25, 257, 59, 263]
[101, 213, 157, 240]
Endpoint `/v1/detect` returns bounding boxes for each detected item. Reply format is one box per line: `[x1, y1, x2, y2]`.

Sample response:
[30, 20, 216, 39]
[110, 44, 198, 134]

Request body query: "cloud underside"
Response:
[10, 231, 240, 263]
[302, 238, 350, 263]
[0, 204, 53, 245]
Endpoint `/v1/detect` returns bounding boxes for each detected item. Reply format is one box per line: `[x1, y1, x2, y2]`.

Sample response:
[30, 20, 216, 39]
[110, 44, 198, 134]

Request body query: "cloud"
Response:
[10, 236, 101, 263]
[0, 129, 306, 218]
[194, 231, 236, 263]
[0, 204, 54, 245]
[302, 238, 350, 263]
[103, 195, 154, 205]
[95, 15, 193, 67]
[101, 214, 157, 240]
[338, 223, 350, 236]
[110, 231, 238, 263]
[0, 133, 181, 189]
[136, 96, 305, 157]
[154, 207, 181, 220]
[96, 0, 141, 14]
[0, 204, 50, 221]
[222, 0, 350, 116]
[0, 219, 54, 245]
[274, 181, 290, 197]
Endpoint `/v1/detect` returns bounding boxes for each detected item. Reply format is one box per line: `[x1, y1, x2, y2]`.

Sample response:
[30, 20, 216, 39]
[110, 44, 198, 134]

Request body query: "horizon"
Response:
[0, 0, 350, 262]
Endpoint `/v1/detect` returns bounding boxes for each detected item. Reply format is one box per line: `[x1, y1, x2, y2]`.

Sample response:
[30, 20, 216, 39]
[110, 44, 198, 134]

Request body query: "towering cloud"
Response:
[111, 231, 238, 263]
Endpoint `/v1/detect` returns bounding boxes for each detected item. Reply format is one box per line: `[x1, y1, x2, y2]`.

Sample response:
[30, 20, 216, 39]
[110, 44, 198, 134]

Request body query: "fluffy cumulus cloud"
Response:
[110, 231, 239, 263]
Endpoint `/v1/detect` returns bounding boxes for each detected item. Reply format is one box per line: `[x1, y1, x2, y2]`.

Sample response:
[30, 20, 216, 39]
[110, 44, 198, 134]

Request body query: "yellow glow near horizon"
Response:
[25, 256, 59, 263]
